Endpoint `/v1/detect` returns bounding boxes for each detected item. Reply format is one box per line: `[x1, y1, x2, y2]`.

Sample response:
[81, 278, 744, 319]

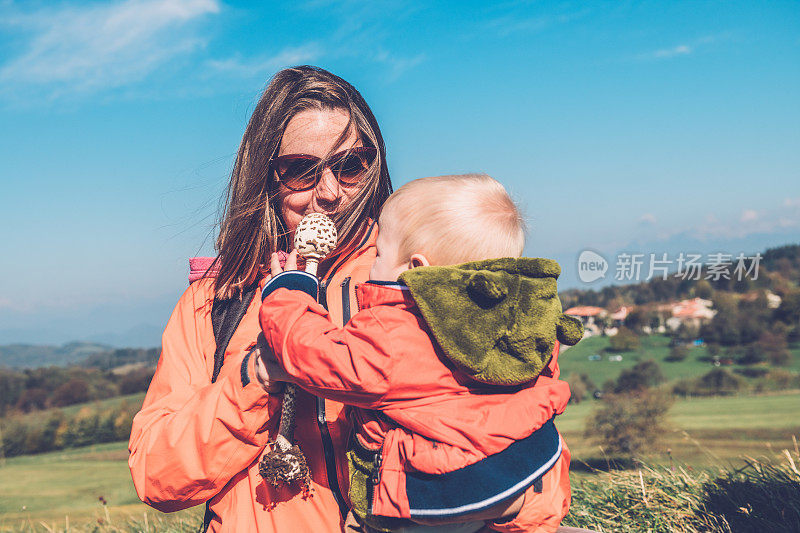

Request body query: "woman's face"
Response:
[277, 108, 363, 243]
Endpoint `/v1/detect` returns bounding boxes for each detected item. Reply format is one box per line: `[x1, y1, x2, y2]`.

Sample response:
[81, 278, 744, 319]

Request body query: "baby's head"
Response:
[370, 174, 525, 281]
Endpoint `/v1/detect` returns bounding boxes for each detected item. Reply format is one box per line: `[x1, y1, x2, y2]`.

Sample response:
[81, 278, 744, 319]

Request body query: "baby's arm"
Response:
[259, 272, 394, 408]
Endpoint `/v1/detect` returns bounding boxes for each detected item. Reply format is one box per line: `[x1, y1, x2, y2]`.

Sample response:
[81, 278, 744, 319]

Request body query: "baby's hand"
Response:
[270, 249, 300, 277]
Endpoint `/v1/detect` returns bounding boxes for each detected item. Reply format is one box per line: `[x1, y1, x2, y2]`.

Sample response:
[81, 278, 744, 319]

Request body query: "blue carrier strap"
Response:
[406, 417, 562, 519]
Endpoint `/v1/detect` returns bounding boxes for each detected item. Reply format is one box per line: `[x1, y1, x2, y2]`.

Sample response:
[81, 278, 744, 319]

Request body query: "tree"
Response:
[613, 360, 665, 393]
[694, 279, 713, 299]
[775, 291, 800, 325]
[567, 373, 597, 403]
[671, 323, 698, 345]
[696, 368, 745, 396]
[702, 293, 740, 346]
[119, 367, 155, 395]
[0, 369, 25, 416]
[584, 389, 673, 457]
[624, 309, 649, 333]
[15, 387, 48, 412]
[49, 378, 90, 407]
[665, 345, 689, 362]
[757, 330, 791, 367]
[609, 327, 640, 352]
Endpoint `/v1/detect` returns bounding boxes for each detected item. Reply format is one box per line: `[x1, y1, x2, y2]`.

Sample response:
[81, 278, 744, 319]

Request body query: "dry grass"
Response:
[0, 507, 201, 533]
[564, 440, 800, 532]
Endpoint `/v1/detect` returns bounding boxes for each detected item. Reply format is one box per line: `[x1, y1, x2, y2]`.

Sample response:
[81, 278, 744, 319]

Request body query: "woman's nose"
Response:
[313, 167, 341, 205]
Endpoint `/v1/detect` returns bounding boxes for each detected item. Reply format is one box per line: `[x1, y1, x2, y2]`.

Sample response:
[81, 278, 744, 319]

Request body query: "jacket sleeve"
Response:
[260, 287, 394, 408]
[128, 283, 281, 512]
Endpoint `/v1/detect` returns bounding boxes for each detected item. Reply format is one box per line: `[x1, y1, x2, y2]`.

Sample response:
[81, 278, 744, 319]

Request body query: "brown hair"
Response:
[214, 66, 392, 298]
[380, 174, 525, 265]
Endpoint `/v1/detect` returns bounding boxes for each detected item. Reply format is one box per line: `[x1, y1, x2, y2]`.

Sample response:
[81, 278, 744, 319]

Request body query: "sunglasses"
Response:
[270, 146, 377, 192]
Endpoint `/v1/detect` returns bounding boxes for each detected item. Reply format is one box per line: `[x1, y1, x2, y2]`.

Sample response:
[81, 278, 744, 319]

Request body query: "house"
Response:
[609, 306, 629, 327]
[740, 290, 783, 309]
[665, 297, 716, 331]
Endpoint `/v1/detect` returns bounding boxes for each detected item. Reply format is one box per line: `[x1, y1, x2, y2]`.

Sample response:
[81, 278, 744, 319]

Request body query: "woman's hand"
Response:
[254, 249, 303, 394]
[253, 333, 291, 394]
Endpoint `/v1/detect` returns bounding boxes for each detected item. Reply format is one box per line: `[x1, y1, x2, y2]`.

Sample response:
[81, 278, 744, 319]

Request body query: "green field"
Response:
[559, 334, 800, 386]
[2, 391, 798, 530]
[0, 442, 201, 531]
[559, 391, 800, 469]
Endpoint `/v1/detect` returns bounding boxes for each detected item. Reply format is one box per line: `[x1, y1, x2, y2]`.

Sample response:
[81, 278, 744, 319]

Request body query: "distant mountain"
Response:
[0, 323, 163, 348]
[0, 341, 113, 369]
[86, 323, 163, 348]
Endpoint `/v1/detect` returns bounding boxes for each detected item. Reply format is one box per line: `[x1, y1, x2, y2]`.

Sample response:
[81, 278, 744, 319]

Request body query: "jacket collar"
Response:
[356, 280, 415, 310]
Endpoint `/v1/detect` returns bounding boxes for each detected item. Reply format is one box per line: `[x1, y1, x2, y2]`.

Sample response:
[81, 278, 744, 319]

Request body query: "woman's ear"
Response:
[409, 253, 430, 269]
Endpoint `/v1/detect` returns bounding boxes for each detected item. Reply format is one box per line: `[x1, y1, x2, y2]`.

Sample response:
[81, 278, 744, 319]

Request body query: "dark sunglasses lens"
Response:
[276, 158, 318, 190]
[331, 151, 375, 185]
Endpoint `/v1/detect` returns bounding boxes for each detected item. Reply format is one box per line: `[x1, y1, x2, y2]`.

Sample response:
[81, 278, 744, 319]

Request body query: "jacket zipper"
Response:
[367, 445, 383, 515]
[316, 275, 346, 516]
[341, 277, 352, 323]
[314, 222, 376, 517]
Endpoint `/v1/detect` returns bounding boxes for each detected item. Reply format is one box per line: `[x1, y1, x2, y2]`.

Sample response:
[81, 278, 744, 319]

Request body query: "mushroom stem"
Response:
[305, 259, 319, 277]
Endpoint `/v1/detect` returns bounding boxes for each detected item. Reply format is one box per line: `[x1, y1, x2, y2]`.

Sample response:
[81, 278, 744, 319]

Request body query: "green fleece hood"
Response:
[398, 257, 583, 386]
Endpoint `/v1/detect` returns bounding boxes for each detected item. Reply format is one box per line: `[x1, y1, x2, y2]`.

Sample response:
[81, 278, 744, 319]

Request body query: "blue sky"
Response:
[0, 0, 798, 346]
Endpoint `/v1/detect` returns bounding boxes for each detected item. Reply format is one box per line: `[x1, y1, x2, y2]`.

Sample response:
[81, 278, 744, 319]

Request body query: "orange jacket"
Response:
[128, 226, 378, 532]
[260, 280, 572, 532]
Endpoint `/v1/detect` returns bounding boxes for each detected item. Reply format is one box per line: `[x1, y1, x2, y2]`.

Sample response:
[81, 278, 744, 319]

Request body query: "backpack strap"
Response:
[201, 281, 258, 532]
[210, 282, 259, 384]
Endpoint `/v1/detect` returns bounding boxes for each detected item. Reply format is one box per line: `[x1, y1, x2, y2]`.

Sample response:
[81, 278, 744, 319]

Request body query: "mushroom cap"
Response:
[294, 213, 338, 261]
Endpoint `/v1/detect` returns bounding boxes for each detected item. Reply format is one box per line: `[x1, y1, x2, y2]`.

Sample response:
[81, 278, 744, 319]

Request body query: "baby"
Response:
[259, 174, 583, 533]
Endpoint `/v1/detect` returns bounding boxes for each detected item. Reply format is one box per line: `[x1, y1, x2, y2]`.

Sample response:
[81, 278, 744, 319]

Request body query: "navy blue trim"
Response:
[364, 280, 409, 288]
[405, 417, 561, 518]
[262, 270, 319, 300]
[240, 347, 255, 387]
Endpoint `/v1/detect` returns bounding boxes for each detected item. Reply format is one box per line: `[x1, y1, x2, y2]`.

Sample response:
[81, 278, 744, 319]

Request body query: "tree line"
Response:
[0, 400, 139, 458]
[0, 365, 155, 417]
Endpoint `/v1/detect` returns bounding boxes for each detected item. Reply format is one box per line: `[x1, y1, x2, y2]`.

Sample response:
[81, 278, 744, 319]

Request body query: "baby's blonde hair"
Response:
[380, 174, 525, 266]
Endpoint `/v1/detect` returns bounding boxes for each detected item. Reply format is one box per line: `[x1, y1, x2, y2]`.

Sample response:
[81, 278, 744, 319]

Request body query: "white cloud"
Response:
[638, 213, 657, 225]
[206, 45, 322, 78]
[0, 0, 220, 98]
[483, 4, 592, 38]
[373, 50, 426, 81]
[643, 44, 693, 60]
[740, 209, 759, 222]
[633, 199, 800, 245]
[784, 197, 800, 209]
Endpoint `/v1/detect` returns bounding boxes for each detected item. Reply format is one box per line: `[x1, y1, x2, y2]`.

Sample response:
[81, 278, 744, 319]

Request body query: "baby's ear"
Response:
[409, 253, 430, 269]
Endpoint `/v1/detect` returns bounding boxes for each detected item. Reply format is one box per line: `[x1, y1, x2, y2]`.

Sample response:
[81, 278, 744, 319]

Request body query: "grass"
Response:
[2, 383, 799, 530]
[560, 391, 800, 468]
[564, 451, 800, 532]
[0, 442, 202, 532]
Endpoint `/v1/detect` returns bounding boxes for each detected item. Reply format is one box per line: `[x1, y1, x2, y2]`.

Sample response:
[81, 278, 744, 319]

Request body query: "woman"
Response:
[129, 66, 548, 532]
[128, 65, 391, 532]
